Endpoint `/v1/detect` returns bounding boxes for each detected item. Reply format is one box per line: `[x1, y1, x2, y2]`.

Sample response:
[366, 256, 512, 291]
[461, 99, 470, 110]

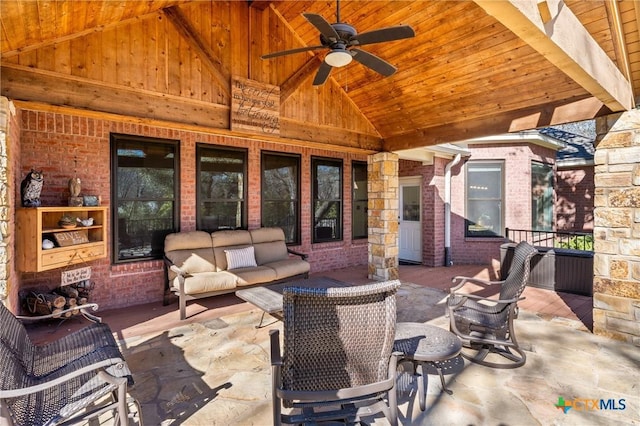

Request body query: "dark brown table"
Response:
[394, 322, 462, 411]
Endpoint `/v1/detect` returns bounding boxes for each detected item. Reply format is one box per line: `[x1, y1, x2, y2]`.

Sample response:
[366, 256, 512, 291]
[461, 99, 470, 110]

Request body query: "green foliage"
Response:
[555, 234, 593, 251]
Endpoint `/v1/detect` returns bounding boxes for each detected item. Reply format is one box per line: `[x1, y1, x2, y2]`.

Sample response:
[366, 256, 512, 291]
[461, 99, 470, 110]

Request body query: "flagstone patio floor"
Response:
[24, 264, 638, 425]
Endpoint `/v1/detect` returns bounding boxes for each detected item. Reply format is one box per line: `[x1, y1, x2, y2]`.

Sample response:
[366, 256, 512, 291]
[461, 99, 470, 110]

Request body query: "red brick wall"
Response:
[449, 143, 556, 265]
[399, 143, 557, 267]
[15, 107, 368, 312]
[556, 166, 594, 231]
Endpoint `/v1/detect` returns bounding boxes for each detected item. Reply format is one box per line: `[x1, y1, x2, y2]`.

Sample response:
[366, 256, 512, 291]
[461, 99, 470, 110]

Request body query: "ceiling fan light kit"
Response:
[261, 0, 415, 86]
[324, 49, 353, 67]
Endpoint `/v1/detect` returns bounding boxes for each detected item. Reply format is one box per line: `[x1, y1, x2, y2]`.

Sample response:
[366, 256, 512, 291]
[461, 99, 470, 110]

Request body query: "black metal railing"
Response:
[505, 228, 593, 251]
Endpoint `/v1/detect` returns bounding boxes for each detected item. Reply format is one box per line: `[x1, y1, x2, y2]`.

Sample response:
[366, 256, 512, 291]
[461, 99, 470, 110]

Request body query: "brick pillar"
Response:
[593, 110, 640, 345]
[368, 152, 399, 281]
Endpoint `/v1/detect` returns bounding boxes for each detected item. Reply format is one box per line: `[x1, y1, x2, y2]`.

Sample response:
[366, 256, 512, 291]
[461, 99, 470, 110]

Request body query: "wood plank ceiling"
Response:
[1, 0, 638, 152]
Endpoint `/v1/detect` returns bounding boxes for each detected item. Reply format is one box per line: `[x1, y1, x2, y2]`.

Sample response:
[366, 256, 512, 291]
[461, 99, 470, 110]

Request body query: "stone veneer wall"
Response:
[0, 98, 12, 307]
[368, 152, 399, 280]
[593, 110, 640, 345]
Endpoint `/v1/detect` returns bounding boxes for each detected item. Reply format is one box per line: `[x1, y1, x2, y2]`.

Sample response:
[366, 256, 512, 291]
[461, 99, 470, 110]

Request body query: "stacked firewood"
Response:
[23, 280, 94, 318]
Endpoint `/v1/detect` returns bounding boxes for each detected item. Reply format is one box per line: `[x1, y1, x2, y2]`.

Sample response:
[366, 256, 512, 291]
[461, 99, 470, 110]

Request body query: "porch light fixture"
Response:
[324, 49, 352, 67]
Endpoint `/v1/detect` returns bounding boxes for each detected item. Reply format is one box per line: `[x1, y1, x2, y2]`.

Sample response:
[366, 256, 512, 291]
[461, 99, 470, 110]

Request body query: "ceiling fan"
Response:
[261, 0, 415, 86]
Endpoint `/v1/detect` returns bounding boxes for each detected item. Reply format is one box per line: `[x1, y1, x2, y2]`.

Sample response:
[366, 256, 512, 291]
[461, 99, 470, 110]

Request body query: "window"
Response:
[111, 134, 179, 262]
[197, 145, 247, 231]
[352, 161, 368, 239]
[312, 157, 343, 242]
[261, 152, 300, 244]
[465, 161, 503, 237]
[531, 161, 554, 231]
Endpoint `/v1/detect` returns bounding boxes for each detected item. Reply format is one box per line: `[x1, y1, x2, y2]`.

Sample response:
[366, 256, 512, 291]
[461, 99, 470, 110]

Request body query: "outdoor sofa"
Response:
[164, 227, 310, 319]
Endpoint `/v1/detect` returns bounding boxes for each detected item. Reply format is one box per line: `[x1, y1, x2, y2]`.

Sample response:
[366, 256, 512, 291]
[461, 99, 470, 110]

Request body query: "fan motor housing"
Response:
[320, 22, 357, 46]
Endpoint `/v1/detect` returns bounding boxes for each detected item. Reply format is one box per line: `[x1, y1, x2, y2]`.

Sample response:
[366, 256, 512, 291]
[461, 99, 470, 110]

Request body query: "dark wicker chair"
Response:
[447, 241, 537, 368]
[0, 302, 142, 425]
[270, 280, 401, 425]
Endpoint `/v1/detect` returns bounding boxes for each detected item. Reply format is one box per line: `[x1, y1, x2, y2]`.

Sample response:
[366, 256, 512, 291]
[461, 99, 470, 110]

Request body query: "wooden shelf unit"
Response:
[16, 206, 108, 272]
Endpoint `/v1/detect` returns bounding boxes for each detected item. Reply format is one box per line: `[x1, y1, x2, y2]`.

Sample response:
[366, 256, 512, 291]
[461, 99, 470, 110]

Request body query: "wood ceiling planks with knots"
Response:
[0, 0, 637, 151]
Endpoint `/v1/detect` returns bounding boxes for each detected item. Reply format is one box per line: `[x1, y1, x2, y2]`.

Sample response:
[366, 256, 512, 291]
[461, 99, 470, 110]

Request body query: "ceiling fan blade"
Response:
[261, 45, 326, 59]
[352, 25, 415, 46]
[351, 48, 397, 76]
[312, 61, 333, 86]
[303, 13, 340, 41]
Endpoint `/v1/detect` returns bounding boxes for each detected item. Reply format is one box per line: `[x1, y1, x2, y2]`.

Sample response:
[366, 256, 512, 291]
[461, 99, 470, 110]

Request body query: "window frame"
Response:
[196, 144, 248, 232]
[312, 156, 343, 243]
[531, 160, 554, 231]
[464, 160, 504, 238]
[111, 133, 180, 264]
[260, 151, 301, 245]
[351, 161, 368, 240]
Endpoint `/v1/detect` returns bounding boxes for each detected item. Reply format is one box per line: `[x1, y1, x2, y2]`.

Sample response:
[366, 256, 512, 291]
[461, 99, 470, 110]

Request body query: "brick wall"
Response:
[449, 143, 557, 265]
[14, 106, 369, 312]
[593, 110, 640, 344]
[556, 166, 594, 231]
[398, 144, 557, 266]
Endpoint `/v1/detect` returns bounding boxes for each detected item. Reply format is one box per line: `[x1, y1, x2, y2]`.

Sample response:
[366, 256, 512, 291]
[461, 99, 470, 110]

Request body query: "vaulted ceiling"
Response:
[1, 1, 638, 153]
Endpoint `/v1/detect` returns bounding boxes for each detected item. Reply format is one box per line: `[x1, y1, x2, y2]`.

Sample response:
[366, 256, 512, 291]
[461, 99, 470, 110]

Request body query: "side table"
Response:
[393, 322, 462, 411]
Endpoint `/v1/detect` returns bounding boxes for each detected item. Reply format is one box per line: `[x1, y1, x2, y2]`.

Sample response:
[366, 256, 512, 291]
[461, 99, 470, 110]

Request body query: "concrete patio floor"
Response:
[25, 264, 639, 425]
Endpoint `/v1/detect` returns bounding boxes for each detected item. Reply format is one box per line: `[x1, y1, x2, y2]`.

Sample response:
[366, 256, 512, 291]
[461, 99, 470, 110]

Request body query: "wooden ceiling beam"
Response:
[280, 56, 322, 102]
[474, 0, 634, 111]
[0, 64, 230, 128]
[163, 5, 231, 97]
[604, 0, 632, 83]
[383, 96, 608, 151]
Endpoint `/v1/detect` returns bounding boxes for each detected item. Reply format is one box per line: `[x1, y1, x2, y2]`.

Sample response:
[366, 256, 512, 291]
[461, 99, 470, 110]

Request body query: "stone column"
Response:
[368, 152, 399, 281]
[0, 98, 11, 306]
[593, 110, 640, 345]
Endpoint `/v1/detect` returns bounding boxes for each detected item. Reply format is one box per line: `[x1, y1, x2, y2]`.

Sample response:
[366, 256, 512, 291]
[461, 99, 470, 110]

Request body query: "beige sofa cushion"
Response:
[179, 271, 238, 295]
[233, 266, 278, 286]
[250, 227, 289, 265]
[263, 259, 310, 280]
[165, 231, 213, 251]
[165, 231, 216, 279]
[212, 230, 252, 271]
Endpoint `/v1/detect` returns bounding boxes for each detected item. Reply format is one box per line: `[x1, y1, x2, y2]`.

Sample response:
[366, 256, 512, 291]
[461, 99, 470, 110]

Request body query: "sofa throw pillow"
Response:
[225, 246, 258, 270]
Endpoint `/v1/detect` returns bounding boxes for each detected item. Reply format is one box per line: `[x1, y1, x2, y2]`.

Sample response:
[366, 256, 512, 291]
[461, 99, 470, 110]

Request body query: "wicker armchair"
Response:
[270, 280, 401, 425]
[447, 241, 537, 368]
[0, 302, 142, 425]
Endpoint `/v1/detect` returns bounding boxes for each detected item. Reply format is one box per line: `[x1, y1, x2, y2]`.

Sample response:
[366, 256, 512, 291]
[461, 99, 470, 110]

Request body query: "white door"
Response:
[399, 177, 422, 263]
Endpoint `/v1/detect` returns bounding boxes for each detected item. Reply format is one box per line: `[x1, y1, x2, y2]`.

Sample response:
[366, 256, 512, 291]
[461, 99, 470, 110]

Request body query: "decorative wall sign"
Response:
[61, 266, 92, 286]
[231, 77, 280, 135]
[53, 230, 89, 247]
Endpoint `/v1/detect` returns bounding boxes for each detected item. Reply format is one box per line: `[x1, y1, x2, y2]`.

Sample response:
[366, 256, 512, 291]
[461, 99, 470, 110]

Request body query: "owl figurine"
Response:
[69, 177, 82, 197]
[20, 169, 44, 207]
